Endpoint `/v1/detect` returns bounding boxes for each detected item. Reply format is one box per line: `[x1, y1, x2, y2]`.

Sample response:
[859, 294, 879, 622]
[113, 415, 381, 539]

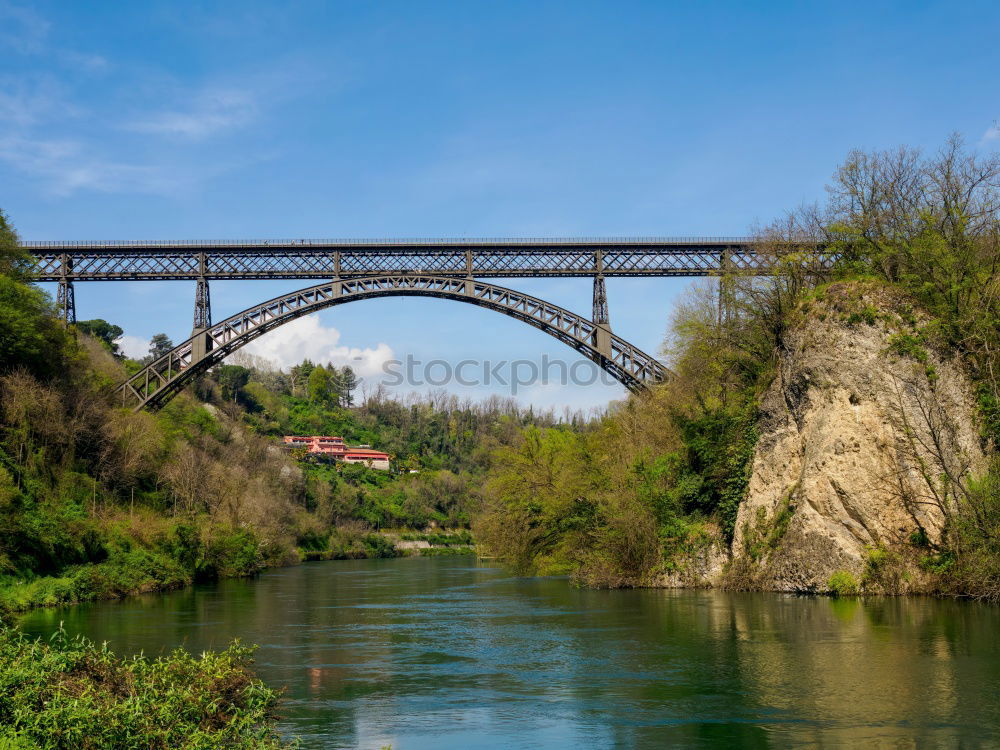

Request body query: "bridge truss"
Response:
[23, 237, 829, 409]
[27, 237, 789, 282]
[118, 275, 668, 410]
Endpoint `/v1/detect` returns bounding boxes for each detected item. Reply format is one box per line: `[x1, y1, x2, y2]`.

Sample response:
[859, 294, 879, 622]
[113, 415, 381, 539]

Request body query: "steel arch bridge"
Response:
[23, 236, 830, 410]
[117, 275, 667, 410]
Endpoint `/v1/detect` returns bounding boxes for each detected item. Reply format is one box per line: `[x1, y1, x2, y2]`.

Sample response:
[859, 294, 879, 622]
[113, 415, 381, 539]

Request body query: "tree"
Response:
[0, 276, 71, 379]
[307, 365, 330, 402]
[289, 359, 315, 397]
[217, 365, 251, 403]
[327, 364, 344, 405]
[0, 209, 32, 280]
[147, 333, 174, 361]
[339, 366, 359, 407]
[76, 319, 124, 357]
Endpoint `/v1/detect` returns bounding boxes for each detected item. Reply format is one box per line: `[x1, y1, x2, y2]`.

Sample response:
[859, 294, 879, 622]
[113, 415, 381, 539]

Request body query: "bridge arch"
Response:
[118, 275, 668, 410]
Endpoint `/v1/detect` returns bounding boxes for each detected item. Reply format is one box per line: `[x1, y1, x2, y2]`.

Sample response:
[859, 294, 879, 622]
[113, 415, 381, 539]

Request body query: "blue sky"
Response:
[2, 0, 998, 410]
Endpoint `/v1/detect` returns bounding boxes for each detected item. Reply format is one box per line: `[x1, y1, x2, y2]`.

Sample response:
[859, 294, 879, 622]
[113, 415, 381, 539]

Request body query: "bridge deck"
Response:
[23, 237, 826, 281]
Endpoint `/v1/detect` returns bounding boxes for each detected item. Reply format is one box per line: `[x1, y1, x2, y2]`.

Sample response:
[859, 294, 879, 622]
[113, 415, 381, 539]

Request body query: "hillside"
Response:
[0, 209, 585, 618]
[476, 138, 1000, 600]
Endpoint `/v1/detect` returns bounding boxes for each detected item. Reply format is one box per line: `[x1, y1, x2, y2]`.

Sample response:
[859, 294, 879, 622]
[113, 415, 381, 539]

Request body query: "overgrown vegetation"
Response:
[0, 207, 584, 620]
[0, 627, 288, 749]
[477, 135, 1000, 599]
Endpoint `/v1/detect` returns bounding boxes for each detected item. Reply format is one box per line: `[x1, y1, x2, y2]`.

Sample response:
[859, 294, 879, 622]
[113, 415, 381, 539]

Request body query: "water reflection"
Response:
[19, 557, 1000, 749]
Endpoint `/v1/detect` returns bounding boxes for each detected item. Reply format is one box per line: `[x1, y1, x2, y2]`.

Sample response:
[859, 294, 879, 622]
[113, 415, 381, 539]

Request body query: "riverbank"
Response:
[0, 527, 475, 621]
[0, 626, 289, 749]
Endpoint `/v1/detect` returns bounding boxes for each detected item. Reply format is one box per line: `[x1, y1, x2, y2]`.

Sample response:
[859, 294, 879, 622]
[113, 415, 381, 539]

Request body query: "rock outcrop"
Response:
[729, 282, 986, 592]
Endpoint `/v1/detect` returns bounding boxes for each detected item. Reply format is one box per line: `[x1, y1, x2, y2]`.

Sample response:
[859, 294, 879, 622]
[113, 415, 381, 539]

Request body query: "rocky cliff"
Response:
[727, 281, 986, 593]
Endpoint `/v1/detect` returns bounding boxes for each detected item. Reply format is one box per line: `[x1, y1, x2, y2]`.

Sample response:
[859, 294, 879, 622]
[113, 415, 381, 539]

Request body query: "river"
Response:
[18, 556, 1000, 748]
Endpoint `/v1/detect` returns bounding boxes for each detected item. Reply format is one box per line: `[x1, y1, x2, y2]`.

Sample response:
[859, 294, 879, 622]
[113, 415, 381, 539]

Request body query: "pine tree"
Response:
[147, 333, 174, 361]
[339, 365, 359, 407]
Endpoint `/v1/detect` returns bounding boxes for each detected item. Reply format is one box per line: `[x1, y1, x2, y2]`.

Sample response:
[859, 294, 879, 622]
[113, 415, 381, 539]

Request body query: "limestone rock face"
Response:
[731, 283, 986, 592]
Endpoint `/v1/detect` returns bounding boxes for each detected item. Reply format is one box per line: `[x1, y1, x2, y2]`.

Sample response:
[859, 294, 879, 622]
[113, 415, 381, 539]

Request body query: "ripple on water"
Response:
[17, 556, 1000, 749]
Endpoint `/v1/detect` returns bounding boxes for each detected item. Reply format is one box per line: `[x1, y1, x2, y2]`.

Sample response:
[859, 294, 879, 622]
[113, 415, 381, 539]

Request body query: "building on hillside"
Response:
[282, 435, 391, 470]
[283, 435, 346, 456]
[342, 447, 391, 471]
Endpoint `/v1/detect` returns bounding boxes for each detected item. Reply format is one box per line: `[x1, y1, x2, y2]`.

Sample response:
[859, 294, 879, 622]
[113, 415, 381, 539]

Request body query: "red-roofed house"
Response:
[282, 435, 346, 456]
[342, 447, 391, 471]
[282, 436, 391, 470]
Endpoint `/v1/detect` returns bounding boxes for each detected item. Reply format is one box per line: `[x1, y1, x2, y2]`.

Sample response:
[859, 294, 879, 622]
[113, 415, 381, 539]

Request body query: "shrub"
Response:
[827, 570, 860, 597]
[887, 333, 928, 363]
[201, 529, 263, 579]
[0, 627, 289, 748]
[862, 545, 905, 594]
[360, 534, 400, 559]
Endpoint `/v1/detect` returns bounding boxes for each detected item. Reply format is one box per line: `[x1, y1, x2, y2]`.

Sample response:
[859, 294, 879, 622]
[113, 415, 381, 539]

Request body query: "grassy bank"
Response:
[0, 627, 288, 749]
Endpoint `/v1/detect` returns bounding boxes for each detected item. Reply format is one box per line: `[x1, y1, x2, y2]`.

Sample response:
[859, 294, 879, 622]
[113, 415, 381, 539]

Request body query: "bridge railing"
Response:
[21, 236, 753, 249]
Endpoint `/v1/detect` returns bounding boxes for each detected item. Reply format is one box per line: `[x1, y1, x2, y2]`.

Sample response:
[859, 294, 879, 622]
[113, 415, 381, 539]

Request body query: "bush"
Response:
[0, 627, 289, 749]
[360, 533, 400, 559]
[827, 570, 860, 597]
[201, 529, 263, 579]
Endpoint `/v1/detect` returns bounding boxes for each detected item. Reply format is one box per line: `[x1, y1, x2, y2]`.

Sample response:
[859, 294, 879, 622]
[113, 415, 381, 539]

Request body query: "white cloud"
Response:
[126, 89, 258, 139]
[240, 314, 394, 377]
[0, 78, 67, 127]
[0, 1, 49, 54]
[0, 135, 179, 196]
[118, 334, 150, 360]
[983, 122, 1000, 144]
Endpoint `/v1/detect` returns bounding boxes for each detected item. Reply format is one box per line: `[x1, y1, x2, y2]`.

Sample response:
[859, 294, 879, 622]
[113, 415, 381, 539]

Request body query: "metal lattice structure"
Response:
[25, 237, 830, 281]
[119, 275, 669, 411]
[193, 277, 212, 330]
[24, 236, 831, 409]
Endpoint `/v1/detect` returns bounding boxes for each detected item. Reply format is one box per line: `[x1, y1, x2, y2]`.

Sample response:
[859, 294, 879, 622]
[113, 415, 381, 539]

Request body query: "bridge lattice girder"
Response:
[119, 275, 669, 411]
[25, 238, 834, 281]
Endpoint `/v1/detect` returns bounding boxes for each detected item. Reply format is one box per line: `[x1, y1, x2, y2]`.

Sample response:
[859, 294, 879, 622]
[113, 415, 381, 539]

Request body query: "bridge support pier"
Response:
[57, 278, 76, 324]
[57, 253, 76, 324]
[193, 276, 212, 331]
[190, 274, 213, 364]
[592, 274, 609, 327]
[592, 273, 612, 359]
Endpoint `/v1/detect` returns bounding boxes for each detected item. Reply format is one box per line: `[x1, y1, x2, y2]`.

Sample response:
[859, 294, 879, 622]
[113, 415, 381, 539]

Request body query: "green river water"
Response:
[18, 556, 1000, 748]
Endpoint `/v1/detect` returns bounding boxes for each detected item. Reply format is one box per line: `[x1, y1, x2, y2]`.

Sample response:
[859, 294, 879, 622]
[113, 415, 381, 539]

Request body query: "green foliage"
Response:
[887, 333, 928, 363]
[0, 276, 72, 379]
[0, 209, 33, 280]
[861, 545, 905, 593]
[741, 498, 796, 564]
[668, 405, 758, 541]
[146, 333, 173, 361]
[215, 365, 251, 403]
[401, 530, 474, 546]
[976, 382, 1000, 449]
[75, 319, 123, 357]
[908, 528, 930, 547]
[300, 527, 400, 561]
[0, 628, 288, 749]
[827, 570, 860, 597]
[920, 551, 956, 575]
[939, 464, 1000, 600]
[307, 365, 330, 403]
[846, 304, 879, 326]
